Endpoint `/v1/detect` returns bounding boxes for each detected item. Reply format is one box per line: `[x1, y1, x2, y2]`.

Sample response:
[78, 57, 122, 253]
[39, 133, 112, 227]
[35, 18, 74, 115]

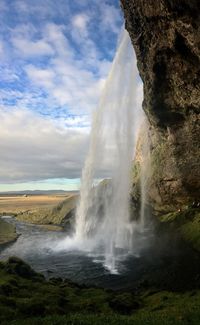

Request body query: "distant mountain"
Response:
[0, 190, 79, 196]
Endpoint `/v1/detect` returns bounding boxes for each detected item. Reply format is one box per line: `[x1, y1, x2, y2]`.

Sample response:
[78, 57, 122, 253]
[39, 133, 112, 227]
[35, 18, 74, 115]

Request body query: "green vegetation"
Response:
[4, 309, 200, 325]
[0, 218, 18, 245]
[0, 257, 200, 324]
[151, 139, 167, 179]
[158, 206, 200, 252]
[17, 195, 78, 226]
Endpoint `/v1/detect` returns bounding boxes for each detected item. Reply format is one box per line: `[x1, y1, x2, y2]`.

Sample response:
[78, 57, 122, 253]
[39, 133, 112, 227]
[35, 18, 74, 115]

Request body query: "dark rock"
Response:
[121, 0, 200, 211]
[49, 277, 63, 284]
[17, 298, 46, 316]
[109, 293, 140, 314]
[5, 256, 44, 280]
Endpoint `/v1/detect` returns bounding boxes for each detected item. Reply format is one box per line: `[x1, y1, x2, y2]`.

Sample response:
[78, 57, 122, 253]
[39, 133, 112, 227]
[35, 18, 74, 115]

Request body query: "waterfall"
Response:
[139, 119, 151, 230]
[74, 28, 145, 272]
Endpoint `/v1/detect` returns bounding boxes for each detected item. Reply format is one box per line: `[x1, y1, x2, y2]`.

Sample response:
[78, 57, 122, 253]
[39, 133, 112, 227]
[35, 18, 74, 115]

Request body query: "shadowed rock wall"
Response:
[121, 0, 200, 212]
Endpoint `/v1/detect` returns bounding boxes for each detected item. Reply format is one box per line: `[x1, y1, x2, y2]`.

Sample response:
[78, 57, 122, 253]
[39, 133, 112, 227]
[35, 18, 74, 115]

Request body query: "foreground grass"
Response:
[3, 309, 200, 325]
[0, 257, 200, 324]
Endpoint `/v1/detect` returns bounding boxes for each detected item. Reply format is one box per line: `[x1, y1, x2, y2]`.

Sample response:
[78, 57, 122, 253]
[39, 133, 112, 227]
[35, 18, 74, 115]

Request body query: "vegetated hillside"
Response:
[0, 219, 18, 245]
[0, 257, 200, 324]
[17, 195, 78, 226]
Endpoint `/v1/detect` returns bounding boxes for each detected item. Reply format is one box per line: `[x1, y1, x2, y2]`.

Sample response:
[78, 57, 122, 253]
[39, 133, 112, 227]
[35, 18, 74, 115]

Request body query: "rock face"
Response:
[121, 0, 200, 212]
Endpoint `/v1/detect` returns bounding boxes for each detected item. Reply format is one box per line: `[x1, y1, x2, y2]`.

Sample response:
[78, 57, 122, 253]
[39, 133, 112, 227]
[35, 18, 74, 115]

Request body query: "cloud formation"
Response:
[0, 0, 143, 188]
[0, 108, 89, 182]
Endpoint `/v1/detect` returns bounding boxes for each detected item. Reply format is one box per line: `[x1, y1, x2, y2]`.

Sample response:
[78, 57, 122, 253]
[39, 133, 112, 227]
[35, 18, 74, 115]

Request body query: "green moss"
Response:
[131, 161, 141, 182]
[1, 257, 200, 324]
[158, 207, 200, 252]
[130, 161, 141, 210]
[159, 212, 178, 223]
[151, 140, 167, 179]
[108, 292, 140, 314]
[0, 219, 18, 245]
[2, 305, 200, 325]
[180, 213, 200, 251]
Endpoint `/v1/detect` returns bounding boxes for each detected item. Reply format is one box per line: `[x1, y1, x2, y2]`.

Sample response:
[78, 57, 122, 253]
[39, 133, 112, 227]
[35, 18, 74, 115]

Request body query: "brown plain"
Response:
[0, 194, 71, 215]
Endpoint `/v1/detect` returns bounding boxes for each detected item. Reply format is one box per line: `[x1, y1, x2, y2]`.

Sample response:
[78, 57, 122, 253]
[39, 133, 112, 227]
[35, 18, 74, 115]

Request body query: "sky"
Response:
[0, 0, 142, 192]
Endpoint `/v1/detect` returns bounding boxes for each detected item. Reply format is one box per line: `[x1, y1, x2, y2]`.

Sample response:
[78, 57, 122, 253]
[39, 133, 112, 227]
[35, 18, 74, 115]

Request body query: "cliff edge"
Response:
[121, 0, 200, 212]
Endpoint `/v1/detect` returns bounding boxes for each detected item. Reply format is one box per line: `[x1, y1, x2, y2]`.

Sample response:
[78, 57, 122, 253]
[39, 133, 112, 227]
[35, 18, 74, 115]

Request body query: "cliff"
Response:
[121, 0, 200, 212]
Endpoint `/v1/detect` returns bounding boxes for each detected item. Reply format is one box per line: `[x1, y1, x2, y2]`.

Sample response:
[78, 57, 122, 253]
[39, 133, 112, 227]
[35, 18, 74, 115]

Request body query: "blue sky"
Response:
[0, 0, 125, 191]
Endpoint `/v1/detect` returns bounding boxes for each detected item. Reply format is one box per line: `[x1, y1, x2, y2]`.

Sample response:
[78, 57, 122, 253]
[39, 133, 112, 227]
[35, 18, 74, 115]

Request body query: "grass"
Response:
[3, 306, 200, 325]
[0, 219, 18, 244]
[158, 206, 200, 251]
[0, 195, 67, 215]
[0, 257, 200, 324]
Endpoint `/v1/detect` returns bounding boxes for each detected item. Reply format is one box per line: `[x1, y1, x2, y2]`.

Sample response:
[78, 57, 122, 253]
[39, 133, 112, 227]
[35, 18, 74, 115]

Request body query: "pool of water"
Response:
[1, 215, 200, 294]
[0, 217, 161, 290]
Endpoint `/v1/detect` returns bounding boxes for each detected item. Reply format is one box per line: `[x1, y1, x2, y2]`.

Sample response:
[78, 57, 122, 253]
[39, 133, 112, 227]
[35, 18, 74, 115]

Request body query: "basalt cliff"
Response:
[121, 0, 200, 213]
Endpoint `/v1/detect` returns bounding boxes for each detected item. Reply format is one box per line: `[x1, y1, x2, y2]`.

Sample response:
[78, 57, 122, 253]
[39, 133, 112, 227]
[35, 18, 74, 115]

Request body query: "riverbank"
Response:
[0, 194, 67, 216]
[0, 194, 78, 226]
[0, 219, 18, 246]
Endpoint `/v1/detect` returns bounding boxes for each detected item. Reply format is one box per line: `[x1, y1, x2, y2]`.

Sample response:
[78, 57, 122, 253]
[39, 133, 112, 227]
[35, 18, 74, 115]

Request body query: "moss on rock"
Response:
[158, 206, 200, 252]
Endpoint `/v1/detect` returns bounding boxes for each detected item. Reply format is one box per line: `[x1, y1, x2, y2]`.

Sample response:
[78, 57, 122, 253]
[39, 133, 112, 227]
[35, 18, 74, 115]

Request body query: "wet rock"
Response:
[121, 0, 200, 211]
[5, 256, 44, 280]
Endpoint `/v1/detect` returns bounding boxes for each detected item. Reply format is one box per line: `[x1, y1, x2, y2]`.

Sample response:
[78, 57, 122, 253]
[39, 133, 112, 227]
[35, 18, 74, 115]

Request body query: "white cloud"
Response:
[0, 108, 89, 182]
[12, 38, 54, 57]
[21, 21, 109, 114]
[8, 14, 118, 114]
[99, 3, 122, 34]
[72, 13, 90, 33]
[10, 23, 37, 41]
[25, 65, 55, 88]
[14, 0, 70, 20]
[0, 0, 126, 186]
[0, 66, 19, 82]
[44, 23, 73, 59]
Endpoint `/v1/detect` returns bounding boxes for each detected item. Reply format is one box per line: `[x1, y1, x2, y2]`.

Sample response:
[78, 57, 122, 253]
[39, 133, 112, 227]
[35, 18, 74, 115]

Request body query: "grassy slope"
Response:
[0, 195, 66, 216]
[16, 195, 78, 225]
[0, 257, 200, 324]
[158, 206, 200, 252]
[0, 219, 18, 245]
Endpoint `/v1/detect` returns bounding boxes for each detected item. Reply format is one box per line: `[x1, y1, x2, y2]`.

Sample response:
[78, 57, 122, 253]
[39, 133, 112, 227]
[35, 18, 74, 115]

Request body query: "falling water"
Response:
[74, 29, 145, 272]
[139, 119, 151, 230]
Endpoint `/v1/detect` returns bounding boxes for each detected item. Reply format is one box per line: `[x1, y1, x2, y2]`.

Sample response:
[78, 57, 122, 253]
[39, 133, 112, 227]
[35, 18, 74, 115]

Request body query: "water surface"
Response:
[0, 216, 157, 290]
